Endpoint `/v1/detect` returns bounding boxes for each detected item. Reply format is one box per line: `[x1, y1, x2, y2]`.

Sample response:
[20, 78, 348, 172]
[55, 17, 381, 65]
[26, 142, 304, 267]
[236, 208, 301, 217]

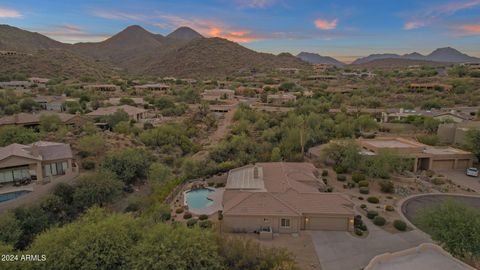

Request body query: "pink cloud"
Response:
[457, 24, 480, 35]
[314, 18, 338, 30]
[404, 21, 425, 30]
[38, 25, 109, 43]
[0, 7, 22, 18]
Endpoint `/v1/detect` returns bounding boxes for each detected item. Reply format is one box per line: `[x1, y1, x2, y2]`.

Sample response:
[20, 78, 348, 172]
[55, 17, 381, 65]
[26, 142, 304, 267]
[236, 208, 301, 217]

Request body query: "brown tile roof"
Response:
[86, 105, 146, 117]
[223, 191, 301, 217]
[0, 141, 72, 162]
[0, 112, 81, 126]
[0, 143, 40, 161]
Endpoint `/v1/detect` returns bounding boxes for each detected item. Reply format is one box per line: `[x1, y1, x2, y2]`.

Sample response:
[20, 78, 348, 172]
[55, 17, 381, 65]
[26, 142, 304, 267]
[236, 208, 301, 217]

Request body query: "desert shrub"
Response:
[199, 220, 213, 229]
[325, 187, 333, 192]
[367, 211, 378, 219]
[199, 214, 209, 221]
[355, 228, 363, 236]
[81, 158, 96, 170]
[186, 219, 198, 227]
[337, 175, 347, 182]
[175, 208, 184, 214]
[183, 212, 192, 219]
[359, 187, 369, 194]
[358, 196, 364, 200]
[360, 204, 367, 209]
[367, 197, 380, 204]
[215, 183, 225, 188]
[347, 181, 356, 188]
[333, 165, 348, 174]
[426, 170, 434, 178]
[393, 220, 407, 231]
[351, 172, 365, 183]
[373, 216, 386, 226]
[385, 205, 394, 211]
[322, 170, 328, 177]
[379, 180, 394, 193]
[431, 178, 445, 185]
[124, 201, 141, 213]
[358, 180, 369, 187]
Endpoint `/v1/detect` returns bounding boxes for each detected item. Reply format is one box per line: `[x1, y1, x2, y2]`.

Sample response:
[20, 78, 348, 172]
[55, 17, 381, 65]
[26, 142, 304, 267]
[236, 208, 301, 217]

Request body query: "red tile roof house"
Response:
[222, 162, 355, 234]
[0, 141, 74, 184]
[86, 105, 147, 122]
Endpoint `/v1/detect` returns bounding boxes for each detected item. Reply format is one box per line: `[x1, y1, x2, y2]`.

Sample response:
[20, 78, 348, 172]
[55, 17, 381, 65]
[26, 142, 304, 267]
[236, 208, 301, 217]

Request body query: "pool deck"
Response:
[187, 188, 224, 216]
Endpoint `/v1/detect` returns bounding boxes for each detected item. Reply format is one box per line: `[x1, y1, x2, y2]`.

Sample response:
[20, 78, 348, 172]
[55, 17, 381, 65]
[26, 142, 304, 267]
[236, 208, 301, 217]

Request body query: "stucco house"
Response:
[86, 105, 147, 122]
[358, 137, 475, 172]
[0, 141, 74, 184]
[222, 162, 355, 233]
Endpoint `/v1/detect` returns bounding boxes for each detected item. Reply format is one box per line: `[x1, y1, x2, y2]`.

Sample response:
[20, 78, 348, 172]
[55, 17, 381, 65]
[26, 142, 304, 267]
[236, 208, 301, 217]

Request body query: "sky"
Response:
[0, 0, 479, 62]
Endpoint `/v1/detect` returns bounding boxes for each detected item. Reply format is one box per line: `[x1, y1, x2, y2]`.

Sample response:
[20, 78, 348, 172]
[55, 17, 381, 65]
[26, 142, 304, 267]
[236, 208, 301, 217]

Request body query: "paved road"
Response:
[438, 170, 480, 193]
[309, 217, 430, 270]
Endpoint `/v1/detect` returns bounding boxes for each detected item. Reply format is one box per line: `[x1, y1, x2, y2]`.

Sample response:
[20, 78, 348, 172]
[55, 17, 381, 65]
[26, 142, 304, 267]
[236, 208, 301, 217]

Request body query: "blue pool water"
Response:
[0, 190, 31, 203]
[186, 188, 214, 209]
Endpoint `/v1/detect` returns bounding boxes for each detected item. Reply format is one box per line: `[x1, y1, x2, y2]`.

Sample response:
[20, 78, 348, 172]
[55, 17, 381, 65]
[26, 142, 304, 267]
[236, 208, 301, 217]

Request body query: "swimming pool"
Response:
[185, 188, 214, 209]
[0, 190, 31, 203]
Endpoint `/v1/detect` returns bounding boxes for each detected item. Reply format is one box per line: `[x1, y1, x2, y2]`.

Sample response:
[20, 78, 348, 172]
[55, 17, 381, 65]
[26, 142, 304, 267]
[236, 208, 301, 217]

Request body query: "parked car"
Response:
[466, 167, 479, 177]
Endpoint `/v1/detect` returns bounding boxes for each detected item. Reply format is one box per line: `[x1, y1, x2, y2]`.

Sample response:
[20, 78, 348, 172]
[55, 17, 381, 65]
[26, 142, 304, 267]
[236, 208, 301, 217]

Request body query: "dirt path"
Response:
[192, 105, 238, 160]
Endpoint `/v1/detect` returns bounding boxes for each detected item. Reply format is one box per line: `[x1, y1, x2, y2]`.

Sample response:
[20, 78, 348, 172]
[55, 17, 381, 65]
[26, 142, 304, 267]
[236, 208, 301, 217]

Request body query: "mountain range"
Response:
[1, 24, 479, 79]
[0, 24, 308, 78]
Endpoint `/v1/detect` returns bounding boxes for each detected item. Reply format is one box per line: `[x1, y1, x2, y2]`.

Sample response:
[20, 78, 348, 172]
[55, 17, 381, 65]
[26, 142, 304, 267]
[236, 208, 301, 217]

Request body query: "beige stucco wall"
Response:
[222, 215, 301, 233]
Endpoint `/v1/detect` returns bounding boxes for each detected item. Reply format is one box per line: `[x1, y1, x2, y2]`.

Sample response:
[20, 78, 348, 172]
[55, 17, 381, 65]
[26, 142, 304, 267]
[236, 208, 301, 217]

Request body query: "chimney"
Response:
[253, 166, 259, 179]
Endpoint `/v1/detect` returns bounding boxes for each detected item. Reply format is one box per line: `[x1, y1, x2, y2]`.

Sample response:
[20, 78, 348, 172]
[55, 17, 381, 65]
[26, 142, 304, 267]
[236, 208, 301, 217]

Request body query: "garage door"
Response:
[431, 160, 455, 170]
[305, 216, 348, 231]
[456, 159, 470, 169]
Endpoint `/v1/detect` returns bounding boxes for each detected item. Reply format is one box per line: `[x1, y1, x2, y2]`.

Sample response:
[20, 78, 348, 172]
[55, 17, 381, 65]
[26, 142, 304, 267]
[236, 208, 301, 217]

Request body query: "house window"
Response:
[281, 218, 290, 228]
[44, 161, 68, 177]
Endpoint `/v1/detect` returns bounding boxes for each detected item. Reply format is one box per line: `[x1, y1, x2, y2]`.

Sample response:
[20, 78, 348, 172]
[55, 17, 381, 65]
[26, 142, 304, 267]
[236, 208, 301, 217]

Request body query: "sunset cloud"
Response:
[0, 7, 22, 18]
[457, 24, 480, 35]
[404, 21, 425, 30]
[314, 18, 338, 30]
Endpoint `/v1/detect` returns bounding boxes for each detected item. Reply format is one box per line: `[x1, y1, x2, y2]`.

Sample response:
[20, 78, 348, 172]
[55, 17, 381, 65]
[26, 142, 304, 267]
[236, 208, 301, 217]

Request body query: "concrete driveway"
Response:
[309, 217, 430, 270]
[438, 170, 480, 193]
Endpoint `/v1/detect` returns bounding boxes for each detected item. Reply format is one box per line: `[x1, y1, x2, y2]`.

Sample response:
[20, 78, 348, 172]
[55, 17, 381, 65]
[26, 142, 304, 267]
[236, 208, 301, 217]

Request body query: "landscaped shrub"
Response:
[175, 208, 184, 214]
[199, 220, 212, 229]
[385, 205, 394, 212]
[360, 204, 367, 209]
[367, 197, 380, 204]
[367, 211, 378, 219]
[358, 180, 369, 187]
[347, 181, 356, 188]
[393, 220, 407, 231]
[431, 178, 445, 185]
[333, 165, 347, 174]
[322, 170, 328, 177]
[215, 183, 225, 188]
[199, 214, 209, 221]
[337, 175, 347, 181]
[373, 216, 386, 226]
[358, 196, 364, 200]
[355, 228, 363, 236]
[325, 187, 333, 192]
[359, 187, 369, 194]
[81, 158, 96, 170]
[426, 170, 434, 178]
[379, 180, 395, 193]
[183, 212, 192, 219]
[352, 172, 365, 183]
[358, 224, 367, 231]
[186, 219, 198, 227]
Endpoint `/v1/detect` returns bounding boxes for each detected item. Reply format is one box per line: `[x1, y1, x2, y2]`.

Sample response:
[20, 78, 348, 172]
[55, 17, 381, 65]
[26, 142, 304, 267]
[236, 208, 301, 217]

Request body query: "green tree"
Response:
[361, 149, 408, 178]
[416, 200, 480, 259]
[0, 211, 22, 246]
[323, 140, 361, 172]
[271, 147, 282, 161]
[76, 134, 105, 157]
[19, 98, 40, 112]
[73, 172, 124, 210]
[103, 148, 154, 185]
[0, 126, 39, 146]
[466, 129, 480, 159]
[39, 114, 63, 132]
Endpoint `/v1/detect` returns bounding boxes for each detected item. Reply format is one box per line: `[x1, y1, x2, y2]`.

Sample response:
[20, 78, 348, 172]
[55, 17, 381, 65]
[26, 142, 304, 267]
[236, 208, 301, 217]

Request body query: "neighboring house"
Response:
[364, 243, 475, 270]
[408, 83, 453, 91]
[83, 84, 121, 92]
[134, 83, 170, 93]
[34, 95, 67, 112]
[86, 105, 147, 121]
[307, 75, 337, 81]
[0, 141, 74, 183]
[0, 81, 32, 90]
[29, 77, 50, 88]
[437, 121, 480, 145]
[201, 89, 235, 101]
[222, 162, 355, 234]
[107, 97, 146, 106]
[266, 92, 296, 105]
[358, 137, 475, 172]
[382, 108, 473, 123]
[0, 112, 88, 128]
